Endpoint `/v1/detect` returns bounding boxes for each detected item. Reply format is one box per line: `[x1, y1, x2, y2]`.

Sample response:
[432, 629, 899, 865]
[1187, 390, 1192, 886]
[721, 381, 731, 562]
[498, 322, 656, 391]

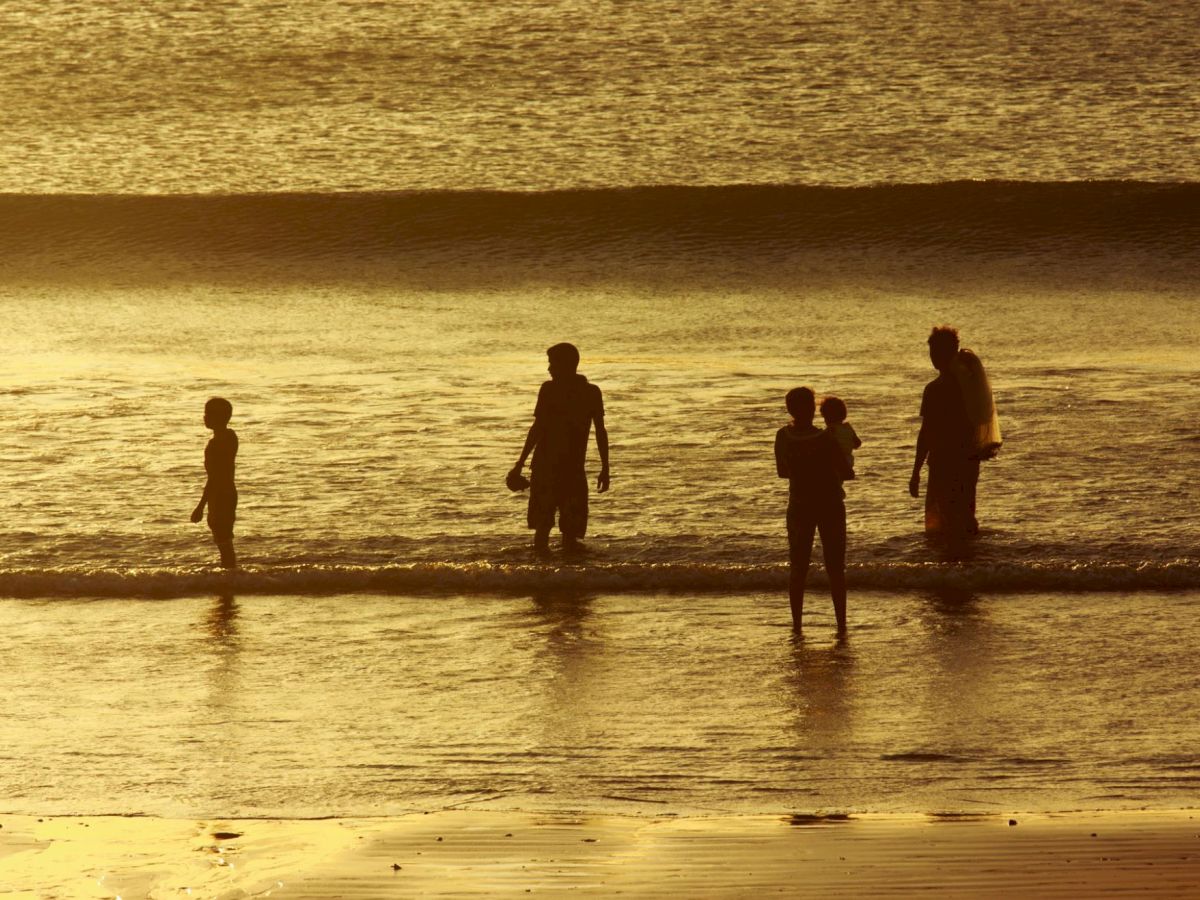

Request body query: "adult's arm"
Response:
[512, 419, 541, 473]
[909, 424, 928, 498]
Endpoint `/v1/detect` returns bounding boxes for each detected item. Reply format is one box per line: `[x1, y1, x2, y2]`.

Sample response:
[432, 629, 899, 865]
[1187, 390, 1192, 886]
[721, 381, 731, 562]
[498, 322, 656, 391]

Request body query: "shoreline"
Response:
[3, 808, 1198, 898]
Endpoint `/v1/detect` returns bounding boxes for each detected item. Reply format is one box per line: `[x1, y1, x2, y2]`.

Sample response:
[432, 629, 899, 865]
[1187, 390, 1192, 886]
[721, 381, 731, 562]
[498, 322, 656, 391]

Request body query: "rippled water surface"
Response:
[1, 0, 1197, 190]
[0, 0, 1196, 825]
[2, 591, 1197, 817]
[0, 235, 1196, 585]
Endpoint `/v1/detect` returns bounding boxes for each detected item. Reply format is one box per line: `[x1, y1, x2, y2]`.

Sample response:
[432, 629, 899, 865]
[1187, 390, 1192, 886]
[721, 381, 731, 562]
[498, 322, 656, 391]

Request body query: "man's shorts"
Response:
[527, 467, 589, 537]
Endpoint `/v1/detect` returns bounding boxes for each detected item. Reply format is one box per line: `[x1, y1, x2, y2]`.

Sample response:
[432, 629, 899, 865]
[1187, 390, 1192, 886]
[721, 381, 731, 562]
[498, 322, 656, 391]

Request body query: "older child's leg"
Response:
[787, 511, 816, 630]
[818, 503, 848, 635]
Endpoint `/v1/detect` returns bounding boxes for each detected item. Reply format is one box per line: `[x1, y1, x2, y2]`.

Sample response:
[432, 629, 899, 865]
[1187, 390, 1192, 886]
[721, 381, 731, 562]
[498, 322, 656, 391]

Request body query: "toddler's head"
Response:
[819, 395, 847, 426]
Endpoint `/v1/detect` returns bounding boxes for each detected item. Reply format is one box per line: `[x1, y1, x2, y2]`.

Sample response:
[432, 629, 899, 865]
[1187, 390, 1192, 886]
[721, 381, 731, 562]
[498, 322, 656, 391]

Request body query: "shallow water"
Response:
[0, 227, 1196, 589]
[2, 590, 1197, 818]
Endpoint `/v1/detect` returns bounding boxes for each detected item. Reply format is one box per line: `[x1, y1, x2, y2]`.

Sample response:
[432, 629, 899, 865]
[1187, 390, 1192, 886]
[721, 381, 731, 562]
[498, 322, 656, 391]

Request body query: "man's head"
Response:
[785, 386, 816, 424]
[204, 396, 233, 429]
[927, 325, 960, 371]
[819, 395, 847, 425]
[546, 342, 580, 379]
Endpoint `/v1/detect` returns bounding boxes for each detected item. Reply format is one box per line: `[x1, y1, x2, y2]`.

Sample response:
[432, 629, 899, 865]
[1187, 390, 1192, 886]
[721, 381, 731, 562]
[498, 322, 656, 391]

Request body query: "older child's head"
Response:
[785, 386, 815, 424]
[204, 396, 233, 429]
[820, 396, 847, 426]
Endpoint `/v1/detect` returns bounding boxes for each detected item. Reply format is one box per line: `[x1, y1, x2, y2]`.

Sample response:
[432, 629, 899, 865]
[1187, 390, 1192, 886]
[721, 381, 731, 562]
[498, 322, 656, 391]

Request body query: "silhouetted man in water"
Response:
[510, 343, 610, 554]
[910, 325, 979, 539]
[191, 396, 238, 569]
[775, 387, 849, 634]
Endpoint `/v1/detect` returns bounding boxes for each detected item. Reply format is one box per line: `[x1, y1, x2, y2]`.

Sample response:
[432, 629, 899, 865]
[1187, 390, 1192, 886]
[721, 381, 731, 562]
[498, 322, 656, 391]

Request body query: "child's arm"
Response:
[774, 429, 789, 479]
[191, 483, 208, 523]
[849, 423, 862, 449]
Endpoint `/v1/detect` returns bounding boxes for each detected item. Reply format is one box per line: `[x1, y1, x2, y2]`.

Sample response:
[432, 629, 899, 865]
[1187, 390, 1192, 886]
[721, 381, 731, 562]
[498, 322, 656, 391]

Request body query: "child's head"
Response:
[204, 396, 233, 429]
[785, 386, 815, 423]
[546, 342, 580, 379]
[819, 395, 847, 425]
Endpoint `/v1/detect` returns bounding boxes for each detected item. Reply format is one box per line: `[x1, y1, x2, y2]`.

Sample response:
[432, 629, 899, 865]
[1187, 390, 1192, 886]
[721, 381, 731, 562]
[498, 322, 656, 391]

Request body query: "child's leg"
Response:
[216, 538, 237, 570]
[207, 500, 237, 570]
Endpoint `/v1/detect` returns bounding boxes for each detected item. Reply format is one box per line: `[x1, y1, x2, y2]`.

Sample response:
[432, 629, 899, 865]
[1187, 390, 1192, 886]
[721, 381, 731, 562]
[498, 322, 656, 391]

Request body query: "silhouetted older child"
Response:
[509, 343, 609, 554]
[775, 387, 849, 634]
[191, 397, 238, 569]
[819, 395, 861, 478]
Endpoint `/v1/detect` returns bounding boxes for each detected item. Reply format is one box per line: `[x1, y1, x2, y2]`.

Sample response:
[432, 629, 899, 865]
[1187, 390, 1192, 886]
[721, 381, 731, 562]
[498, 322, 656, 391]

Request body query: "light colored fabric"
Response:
[953, 348, 1002, 459]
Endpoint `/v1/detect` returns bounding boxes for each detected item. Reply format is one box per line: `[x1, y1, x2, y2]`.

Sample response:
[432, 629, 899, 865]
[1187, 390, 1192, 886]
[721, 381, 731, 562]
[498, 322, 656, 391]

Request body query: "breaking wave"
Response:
[2, 181, 1196, 281]
[1, 559, 1196, 598]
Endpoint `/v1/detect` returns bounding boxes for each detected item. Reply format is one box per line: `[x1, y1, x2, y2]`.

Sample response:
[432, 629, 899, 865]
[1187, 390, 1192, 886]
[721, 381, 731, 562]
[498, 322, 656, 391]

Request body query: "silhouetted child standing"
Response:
[509, 343, 609, 554]
[191, 397, 238, 569]
[820, 396, 861, 478]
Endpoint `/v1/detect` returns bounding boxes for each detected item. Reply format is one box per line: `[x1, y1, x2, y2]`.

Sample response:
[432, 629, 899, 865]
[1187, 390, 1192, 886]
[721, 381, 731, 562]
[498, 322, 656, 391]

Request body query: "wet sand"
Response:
[2, 810, 1198, 898]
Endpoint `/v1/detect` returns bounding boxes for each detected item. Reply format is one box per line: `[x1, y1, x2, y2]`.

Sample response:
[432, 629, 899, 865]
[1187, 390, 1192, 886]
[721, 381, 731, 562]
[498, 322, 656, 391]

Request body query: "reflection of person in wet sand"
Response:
[509, 343, 609, 555]
[191, 397, 239, 569]
[909, 326, 1001, 540]
[775, 387, 851, 634]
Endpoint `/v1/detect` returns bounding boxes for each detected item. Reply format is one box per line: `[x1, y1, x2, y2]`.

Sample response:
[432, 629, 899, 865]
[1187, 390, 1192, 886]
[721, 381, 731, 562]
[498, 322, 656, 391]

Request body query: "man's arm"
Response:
[511, 419, 541, 473]
[595, 417, 610, 492]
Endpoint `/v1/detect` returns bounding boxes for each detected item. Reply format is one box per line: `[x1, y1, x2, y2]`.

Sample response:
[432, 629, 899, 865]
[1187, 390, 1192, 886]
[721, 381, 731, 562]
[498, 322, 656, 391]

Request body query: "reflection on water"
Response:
[527, 592, 601, 799]
[785, 635, 855, 751]
[530, 591, 595, 663]
[0, 591, 1197, 817]
[197, 594, 242, 807]
[206, 593, 239, 644]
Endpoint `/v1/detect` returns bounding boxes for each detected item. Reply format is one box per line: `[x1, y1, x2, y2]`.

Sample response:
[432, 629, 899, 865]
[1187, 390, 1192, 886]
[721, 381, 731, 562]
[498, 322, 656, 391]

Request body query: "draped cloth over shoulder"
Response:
[952, 348, 1002, 460]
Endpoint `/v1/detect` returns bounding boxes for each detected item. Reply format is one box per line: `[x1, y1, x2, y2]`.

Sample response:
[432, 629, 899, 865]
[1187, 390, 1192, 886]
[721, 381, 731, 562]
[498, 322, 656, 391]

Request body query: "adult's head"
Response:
[927, 325, 960, 372]
[204, 396, 233, 429]
[546, 342, 580, 379]
[785, 386, 816, 425]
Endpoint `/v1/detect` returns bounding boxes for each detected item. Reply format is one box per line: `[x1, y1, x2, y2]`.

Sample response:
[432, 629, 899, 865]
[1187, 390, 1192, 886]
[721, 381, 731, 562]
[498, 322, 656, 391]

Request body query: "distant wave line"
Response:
[1, 181, 1196, 274]
[1, 559, 1197, 598]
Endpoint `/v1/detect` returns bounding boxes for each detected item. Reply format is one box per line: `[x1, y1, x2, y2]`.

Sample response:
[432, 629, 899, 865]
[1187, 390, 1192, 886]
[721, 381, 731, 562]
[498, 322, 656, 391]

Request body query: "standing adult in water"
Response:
[909, 325, 980, 539]
[775, 387, 850, 634]
[509, 343, 609, 555]
[191, 397, 239, 569]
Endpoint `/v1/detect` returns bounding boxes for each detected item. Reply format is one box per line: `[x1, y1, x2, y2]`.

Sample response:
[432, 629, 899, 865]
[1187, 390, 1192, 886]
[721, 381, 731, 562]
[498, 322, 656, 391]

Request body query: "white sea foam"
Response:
[2, 559, 1197, 599]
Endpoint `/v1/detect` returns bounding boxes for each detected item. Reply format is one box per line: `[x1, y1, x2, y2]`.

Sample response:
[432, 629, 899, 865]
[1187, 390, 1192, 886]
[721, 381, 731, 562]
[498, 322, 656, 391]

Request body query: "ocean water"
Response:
[0, 185, 1197, 595]
[2, 591, 1198, 818]
[1, 0, 1198, 191]
[0, 0, 1197, 821]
